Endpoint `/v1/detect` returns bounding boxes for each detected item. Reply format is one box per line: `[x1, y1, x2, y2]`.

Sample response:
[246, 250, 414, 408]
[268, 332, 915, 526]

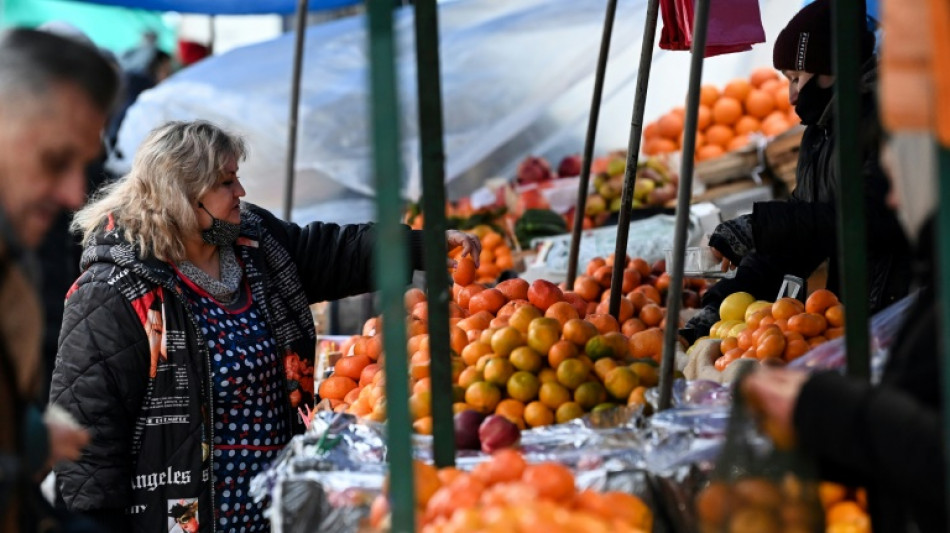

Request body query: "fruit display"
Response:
[695, 289, 845, 371]
[642, 67, 801, 161]
[315, 253, 709, 433]
[513, 208, 569, 249]
[585, 154, 679, 212]
[368, 451, 653, 533]
[449, 225, 516, 284]
[695, 475, 824, 533]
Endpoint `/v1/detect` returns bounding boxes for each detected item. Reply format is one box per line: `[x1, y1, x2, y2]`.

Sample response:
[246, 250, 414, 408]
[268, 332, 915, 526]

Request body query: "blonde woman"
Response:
[49, 120, 479, 532]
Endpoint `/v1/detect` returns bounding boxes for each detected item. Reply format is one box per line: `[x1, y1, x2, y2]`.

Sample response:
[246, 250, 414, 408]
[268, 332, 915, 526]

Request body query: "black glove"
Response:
[708, 214, 755, 265]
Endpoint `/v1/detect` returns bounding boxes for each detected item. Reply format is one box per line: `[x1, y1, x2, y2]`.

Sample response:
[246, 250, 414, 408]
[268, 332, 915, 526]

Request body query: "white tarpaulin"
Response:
[114, 0, 800, 224]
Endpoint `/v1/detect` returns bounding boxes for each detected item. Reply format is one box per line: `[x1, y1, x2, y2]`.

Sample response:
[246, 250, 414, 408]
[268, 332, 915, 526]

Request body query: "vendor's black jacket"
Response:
[698, 63, 909, 324]
[49, 204, 421, 532]
[794, 220, 945, 532]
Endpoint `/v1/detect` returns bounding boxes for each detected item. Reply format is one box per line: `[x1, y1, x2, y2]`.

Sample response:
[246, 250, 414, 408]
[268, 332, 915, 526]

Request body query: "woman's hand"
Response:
[447, 230, 481, 268]
[710, 246, 737, 272]
[740, 366, 810, 449]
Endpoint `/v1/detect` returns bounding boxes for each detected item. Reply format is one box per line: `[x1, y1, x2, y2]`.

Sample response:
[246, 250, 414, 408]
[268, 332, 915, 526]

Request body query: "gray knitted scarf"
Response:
[176, 246, 243, 304]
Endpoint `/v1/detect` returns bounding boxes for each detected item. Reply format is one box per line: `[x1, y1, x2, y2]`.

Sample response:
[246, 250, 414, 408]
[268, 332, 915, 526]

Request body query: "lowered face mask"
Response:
[198, 203, 241, 246]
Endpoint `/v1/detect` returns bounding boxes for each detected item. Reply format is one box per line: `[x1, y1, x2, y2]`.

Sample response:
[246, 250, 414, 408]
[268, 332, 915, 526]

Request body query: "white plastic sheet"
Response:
[114, 0, 801, 224]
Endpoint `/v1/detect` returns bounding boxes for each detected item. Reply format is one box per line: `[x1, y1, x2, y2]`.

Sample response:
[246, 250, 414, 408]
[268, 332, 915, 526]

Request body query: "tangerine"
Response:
[483, 357, 515, 386]
[545, 301, 580, 327]
[745, 89, 775, 118]
[507, 371, 541, 402]
[527, 317, 562, 355]
[586, 313, 620, 334]
[523, 463, 575, 502]
[556, 358, 590, 390]
[806, 289, 839, 314]
[509, 346, 543, 372]
[771, 297, 805, 320]
[453, 256, 476, 286]
[697, 144, 725, 161]
[523, 401, 555, 428]
[562, 318, 599, 346]
[705, 124, 735, 149]
[788, 313, 827, 337]
[508, 304, 543, 333]
[464, 381, 502, 414]
[723, 78, 752, 102]
[457, 366, 483, 389]
[319, 376, 358, 400]
[495, 278, 529, 301]
[527, 279, 565, 312]
[699, 84, 720, 106]
[712, 97, 743, 126]
[825, 304, 845, 328]
[555, 401, 584, 423]
[628, 328, 664, 362]
[490, 326, 524, 357]
[657, 112, 684, 140]
[604, 367, 639, 400]
[469, 288, 507, 315]
[539, 381, 572, 409]
[494, 398, 526, 426]
[573, 275, 602, 302]
[547, 340, 579, 369]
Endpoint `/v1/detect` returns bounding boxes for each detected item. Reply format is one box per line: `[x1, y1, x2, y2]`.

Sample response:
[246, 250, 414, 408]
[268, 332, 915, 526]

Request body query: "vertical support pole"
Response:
[367, 1, 414, 531]
[413, 0, 455, 467]
[832, 0, 870, 379]
[937, 144, 950, 520]
[283, 0, 310, 221]
[658, 0, 710, 411]
[566, 0, 619, 289]
[608, 0, 661, 319]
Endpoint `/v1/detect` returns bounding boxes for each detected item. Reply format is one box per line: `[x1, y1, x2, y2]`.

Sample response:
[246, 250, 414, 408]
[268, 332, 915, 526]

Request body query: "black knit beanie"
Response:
[772, 0, 875, 75]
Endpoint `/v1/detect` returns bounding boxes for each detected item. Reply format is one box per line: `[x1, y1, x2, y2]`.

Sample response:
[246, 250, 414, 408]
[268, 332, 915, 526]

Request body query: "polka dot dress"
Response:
[178, 273, 290, 532]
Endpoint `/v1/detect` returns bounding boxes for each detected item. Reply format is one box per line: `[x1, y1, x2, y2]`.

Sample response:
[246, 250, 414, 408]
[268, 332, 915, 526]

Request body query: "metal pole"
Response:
[658, 0, 710, 411]
[413, 0, 455, 468]
[938, 144, 950, 524]
[832, 0, 870, 379]
[566, 0, 619, 289]
[608, 0, 660, 319]
[367, 1, 414, 531]
[282, 0, 309, 221]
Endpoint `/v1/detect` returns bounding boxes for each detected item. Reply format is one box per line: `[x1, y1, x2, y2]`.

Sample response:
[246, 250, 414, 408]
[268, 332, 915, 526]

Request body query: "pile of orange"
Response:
[449, 225, 514, 284]
[368, 451, 653, 533]
[642, 67, 800, 161]
[705, 289, 844, 371]
[820, 482, 871, 533]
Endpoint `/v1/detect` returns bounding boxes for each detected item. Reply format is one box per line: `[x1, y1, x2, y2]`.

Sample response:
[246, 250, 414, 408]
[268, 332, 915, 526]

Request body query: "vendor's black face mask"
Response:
[795, 77, 835, 126]
[198, 203, 241, 246]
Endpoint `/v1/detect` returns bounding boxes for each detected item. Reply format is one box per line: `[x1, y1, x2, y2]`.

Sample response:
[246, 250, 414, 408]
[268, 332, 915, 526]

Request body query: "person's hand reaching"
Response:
[446, 230, 481, 268]
[740, 366, 810, 449]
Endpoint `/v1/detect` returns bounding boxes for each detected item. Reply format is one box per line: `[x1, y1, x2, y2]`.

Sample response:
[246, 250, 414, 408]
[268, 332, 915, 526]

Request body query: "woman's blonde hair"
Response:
[72, 120, 246, 262]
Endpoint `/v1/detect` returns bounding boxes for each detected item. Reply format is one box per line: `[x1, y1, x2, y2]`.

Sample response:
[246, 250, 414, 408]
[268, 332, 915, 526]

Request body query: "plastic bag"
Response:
[693, 370, 824, 532]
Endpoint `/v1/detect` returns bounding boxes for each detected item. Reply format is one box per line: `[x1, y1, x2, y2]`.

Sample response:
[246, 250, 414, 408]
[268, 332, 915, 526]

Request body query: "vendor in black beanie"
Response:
[682, 0, 910, 344]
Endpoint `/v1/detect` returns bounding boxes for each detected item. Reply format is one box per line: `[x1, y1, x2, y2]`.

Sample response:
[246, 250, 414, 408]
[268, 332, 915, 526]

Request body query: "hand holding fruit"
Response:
[446, 229, 481, 268]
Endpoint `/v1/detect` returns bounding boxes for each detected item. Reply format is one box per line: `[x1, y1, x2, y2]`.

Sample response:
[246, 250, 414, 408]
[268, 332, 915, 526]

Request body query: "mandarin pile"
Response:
[699, 289, 844, 372]
[319, 254, 711, 432]
[368, 451, 653, 533]
[643, 67, 801, 161]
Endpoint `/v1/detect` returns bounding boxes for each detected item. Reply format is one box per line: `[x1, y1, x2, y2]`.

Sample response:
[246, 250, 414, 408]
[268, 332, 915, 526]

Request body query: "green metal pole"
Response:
[566, 0, 619, 289]
[832, 0, 870, 379]
[367, 1, 414, 531]
[658, 0, 709, 411]
[937, 144, 950, 520]
[413, 0, 455, 468]
[608, 0, 660, 319]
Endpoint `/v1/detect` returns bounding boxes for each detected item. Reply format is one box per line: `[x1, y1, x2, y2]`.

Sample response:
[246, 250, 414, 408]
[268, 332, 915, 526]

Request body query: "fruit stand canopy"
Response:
[112, 0, 800, 225]
[71, 0, 359, 15]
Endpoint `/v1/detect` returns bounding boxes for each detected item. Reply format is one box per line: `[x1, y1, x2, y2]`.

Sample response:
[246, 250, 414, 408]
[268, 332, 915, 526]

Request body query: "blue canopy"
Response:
[72, 0, 360, 15]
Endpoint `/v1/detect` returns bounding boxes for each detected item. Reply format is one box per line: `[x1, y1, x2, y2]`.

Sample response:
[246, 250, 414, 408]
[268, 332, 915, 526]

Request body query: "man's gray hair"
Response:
[0, 28, 119, 114]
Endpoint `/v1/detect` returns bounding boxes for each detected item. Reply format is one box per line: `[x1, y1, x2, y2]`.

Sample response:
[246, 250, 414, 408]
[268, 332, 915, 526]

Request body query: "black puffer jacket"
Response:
[49, 204, 413, 532]
[794, 221, 945, 531]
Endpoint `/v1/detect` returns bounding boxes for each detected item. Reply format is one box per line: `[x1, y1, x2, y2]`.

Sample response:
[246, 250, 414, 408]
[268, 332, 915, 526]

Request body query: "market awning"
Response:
[70, 0, 360, 15]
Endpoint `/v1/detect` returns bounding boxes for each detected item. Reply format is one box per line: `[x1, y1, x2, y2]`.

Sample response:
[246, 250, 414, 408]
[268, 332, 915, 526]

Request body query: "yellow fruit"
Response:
[574, 382, 608, 410]
[744, 300, 773, 322]
[556, 358, 590, 390]
[556, 401, 584, 423]
[720, 292, 756, 322]
[506, 371, 541, 402]
[509, 346, 543, 373]
[726, 323, 749, 338]
[604, 366, 639, 401]
[539, 381, 572, 409]
[713, 320, 743, 339]
[491, 326, 525, 357]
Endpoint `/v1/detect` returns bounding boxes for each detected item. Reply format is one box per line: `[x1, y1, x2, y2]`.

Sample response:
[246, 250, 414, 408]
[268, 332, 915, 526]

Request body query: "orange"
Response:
[594, 297, 634, 323]
[483, 357, 515, 386]
[699, 84, 720, 106]
[509, 304, 543, 334]
[545, 301, 580, 327]
[591, 264, 613, 288]
[704, 123, 735, 149]
[527, 279, 565, 312]
[788, 313, 828, 337]
[586, 313, 620, 334]
[469, 288, 508, 315]
[808, 335, 828, 347]
[628, 328, 664, 362]
[457, 310, 492, 334]
[555, 401, 584, 423]
[457, 366, 483, 389]
[826, 501, 868, 525]
[714, 350, 742, 371]
[806, 289, 839, 314]
[509, 346, 543, 373]
[825, 327, 844, 339]
[712, 97, 743, 126]
[744, 89, 775, 118]
[319, 376, 358, 400]
[405, 287, 426, 312]
[456, 283, 485, 310]
[585, 257, 607, 276]
[761, 114, 790, 136]
[736, 328, 756, 350]
[464, 381, 502, 414]
[527, 317, 562, 355]
[643, 121, 660, 140]
[723, 78, 752, 102]
[453, 256, 476, 286]
[602, 491, 652, 530]
[771, 297, 805, 320]
[720, 336, 739, 354]
[359, 363, 381, 387]
[460, 341, 492, 366]
[783, 339, 810, 361]
[523, 401, 555, 428]
[494, 398, 526, 426]
[755, 333, 786, 359]
[774, 85, 791, 111]
[657, 112, 684, 140]
[574, 381, 607, 410]
[412, 416, 433, 435]
[697, 144, 724, 161]
[825, 304, 845, 328]
[562, 318, 599, 347]
[334, 354, 372, 381]
[490, 326, 524, 357]
[449, 326, 468, 356]
[547, 340, 580, 369]
[495, 278, 529, 301]
[523, 463, 575, 502]
[538, 367, 558, 384]
[572, 275, 602, 302]
[696, 104, 712, 131]
[556, 358, 590, 390]
[621, 318, 647, 337]
[507, 371, 541, 402]
[750, 67, 779, 88]
[485, 449, 527, 484]
[539, 381, 572, 409]
[604, 367, 639, 400]
[638, 303, 664, 327]
[734, 115, 761, 135]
